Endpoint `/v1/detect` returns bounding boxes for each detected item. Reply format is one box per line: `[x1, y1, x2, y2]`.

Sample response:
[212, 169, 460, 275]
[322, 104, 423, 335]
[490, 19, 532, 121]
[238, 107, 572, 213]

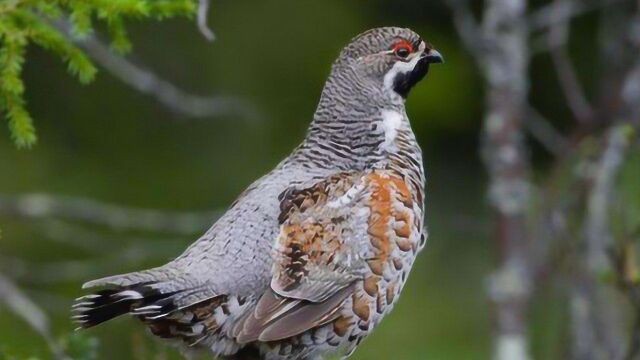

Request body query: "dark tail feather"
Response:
[72, 284, 176, 329]
[72, 283, 235, 350]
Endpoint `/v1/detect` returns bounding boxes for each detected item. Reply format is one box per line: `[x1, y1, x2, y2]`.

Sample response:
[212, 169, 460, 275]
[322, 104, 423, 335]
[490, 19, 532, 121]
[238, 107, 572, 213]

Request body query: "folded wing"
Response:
[238, 170, 417, 343]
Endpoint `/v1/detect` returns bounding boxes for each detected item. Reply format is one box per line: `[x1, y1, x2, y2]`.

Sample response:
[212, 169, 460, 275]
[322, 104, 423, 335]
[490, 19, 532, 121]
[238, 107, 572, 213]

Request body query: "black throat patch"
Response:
[392, 58, 430, 98]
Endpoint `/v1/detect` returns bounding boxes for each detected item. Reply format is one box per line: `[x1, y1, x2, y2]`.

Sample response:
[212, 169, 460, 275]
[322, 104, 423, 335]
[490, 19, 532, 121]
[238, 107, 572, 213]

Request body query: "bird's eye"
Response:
[396, 47, 410, 58]
[392, 41, 414, 59]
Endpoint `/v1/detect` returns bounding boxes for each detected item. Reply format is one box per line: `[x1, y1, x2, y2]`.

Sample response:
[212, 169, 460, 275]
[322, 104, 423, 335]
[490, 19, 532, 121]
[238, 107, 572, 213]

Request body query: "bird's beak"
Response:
[422, 49, 444, 64]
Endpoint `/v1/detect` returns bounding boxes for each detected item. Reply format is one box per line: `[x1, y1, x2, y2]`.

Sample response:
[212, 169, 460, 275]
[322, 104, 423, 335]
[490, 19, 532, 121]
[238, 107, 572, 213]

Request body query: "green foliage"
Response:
[0, 0, 196, 148]
[60, 332, 99, 360]
[0, 345, 39, 360]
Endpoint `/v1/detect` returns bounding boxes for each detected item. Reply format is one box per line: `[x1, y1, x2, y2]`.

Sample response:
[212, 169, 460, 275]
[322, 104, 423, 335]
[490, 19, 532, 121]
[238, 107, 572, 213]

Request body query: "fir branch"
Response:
[0, 24, 36, 147]
[68, 2, 92, 37]
[105, 14, 131, 54]
[18, 10, 98, 84]
[0, 0, 199, 148]
[151, 0, 197, 20]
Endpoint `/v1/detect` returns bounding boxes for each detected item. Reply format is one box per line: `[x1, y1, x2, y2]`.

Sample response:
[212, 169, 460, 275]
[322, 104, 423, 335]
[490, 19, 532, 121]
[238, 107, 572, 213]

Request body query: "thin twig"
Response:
[621, 59, 640, 122]
[52, 20, 258, 120]
[445, 0, 486, 59]
[0, 193, 221, 235]
[586, 125, 632, 273]
[197, 0, 216, 41]
[0, 273, 70, 359]
[528, 0, 627, 33]
[547, 0, 596, 125]
[525, 107, 570, 156]
[79, 35, 257, 119]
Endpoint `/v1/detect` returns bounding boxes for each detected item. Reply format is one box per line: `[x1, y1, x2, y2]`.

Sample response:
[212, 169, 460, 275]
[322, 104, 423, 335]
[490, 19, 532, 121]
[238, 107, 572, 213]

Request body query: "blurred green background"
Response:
[0, 0, 575, 359]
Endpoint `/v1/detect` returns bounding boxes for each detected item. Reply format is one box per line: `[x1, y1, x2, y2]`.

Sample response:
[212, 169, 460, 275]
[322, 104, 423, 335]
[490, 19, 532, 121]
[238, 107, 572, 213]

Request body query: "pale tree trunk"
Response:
[479, 1, 532, 360]
[447, 0, 533, 358]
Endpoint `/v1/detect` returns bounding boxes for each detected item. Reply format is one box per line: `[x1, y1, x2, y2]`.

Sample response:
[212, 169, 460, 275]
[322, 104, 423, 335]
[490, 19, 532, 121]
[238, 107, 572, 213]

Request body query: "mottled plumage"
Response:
[72, 27, 442, 360]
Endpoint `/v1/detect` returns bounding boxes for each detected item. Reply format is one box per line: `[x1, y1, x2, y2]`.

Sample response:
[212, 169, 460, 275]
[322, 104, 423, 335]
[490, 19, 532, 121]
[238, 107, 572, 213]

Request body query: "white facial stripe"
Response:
[383, 41, 427, 93]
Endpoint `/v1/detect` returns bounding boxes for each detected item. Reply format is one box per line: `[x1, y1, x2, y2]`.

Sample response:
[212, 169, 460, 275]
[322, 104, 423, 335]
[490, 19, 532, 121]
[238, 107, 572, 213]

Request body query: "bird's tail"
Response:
[72, 267, 192, 328]
[72, 282, 178, 328]
[71, 269, 240, 351]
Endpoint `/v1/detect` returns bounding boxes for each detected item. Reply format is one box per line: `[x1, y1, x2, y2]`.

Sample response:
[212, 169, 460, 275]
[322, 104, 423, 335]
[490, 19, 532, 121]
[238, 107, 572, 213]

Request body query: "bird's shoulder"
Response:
[272, 169, 418, 301]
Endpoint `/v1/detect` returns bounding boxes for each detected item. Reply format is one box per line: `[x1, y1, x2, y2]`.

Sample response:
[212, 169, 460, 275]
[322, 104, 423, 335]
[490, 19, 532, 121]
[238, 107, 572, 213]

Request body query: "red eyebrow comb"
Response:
[391, 39, 415, 52]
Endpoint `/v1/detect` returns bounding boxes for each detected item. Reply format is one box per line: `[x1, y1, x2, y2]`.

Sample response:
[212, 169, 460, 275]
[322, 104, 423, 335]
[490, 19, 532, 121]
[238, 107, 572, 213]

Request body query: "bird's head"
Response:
[333, 27, 443, 100]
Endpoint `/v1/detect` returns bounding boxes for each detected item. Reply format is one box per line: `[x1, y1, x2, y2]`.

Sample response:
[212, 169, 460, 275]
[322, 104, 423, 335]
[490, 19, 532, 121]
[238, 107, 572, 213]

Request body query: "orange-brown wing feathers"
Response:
[272, 172, 366, 302]
[237, 170, 420, 344]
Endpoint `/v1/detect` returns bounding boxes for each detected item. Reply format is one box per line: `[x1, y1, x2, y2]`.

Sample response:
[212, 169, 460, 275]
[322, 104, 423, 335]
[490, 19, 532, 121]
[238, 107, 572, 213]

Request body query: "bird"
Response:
[72, 27, 443, 360]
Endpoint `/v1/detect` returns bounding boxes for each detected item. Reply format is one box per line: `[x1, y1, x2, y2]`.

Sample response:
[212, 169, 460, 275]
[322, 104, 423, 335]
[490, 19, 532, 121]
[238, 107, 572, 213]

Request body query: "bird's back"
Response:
[167, 164, 335, 297]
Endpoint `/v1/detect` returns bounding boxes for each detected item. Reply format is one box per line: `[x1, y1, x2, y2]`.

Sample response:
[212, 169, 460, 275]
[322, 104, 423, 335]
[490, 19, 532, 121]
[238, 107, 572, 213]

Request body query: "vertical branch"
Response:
[572, 125, 634, 360]
[585, 127, 631, 287]
[479, 1, 533, 359]
[572, 6, 640, 360]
